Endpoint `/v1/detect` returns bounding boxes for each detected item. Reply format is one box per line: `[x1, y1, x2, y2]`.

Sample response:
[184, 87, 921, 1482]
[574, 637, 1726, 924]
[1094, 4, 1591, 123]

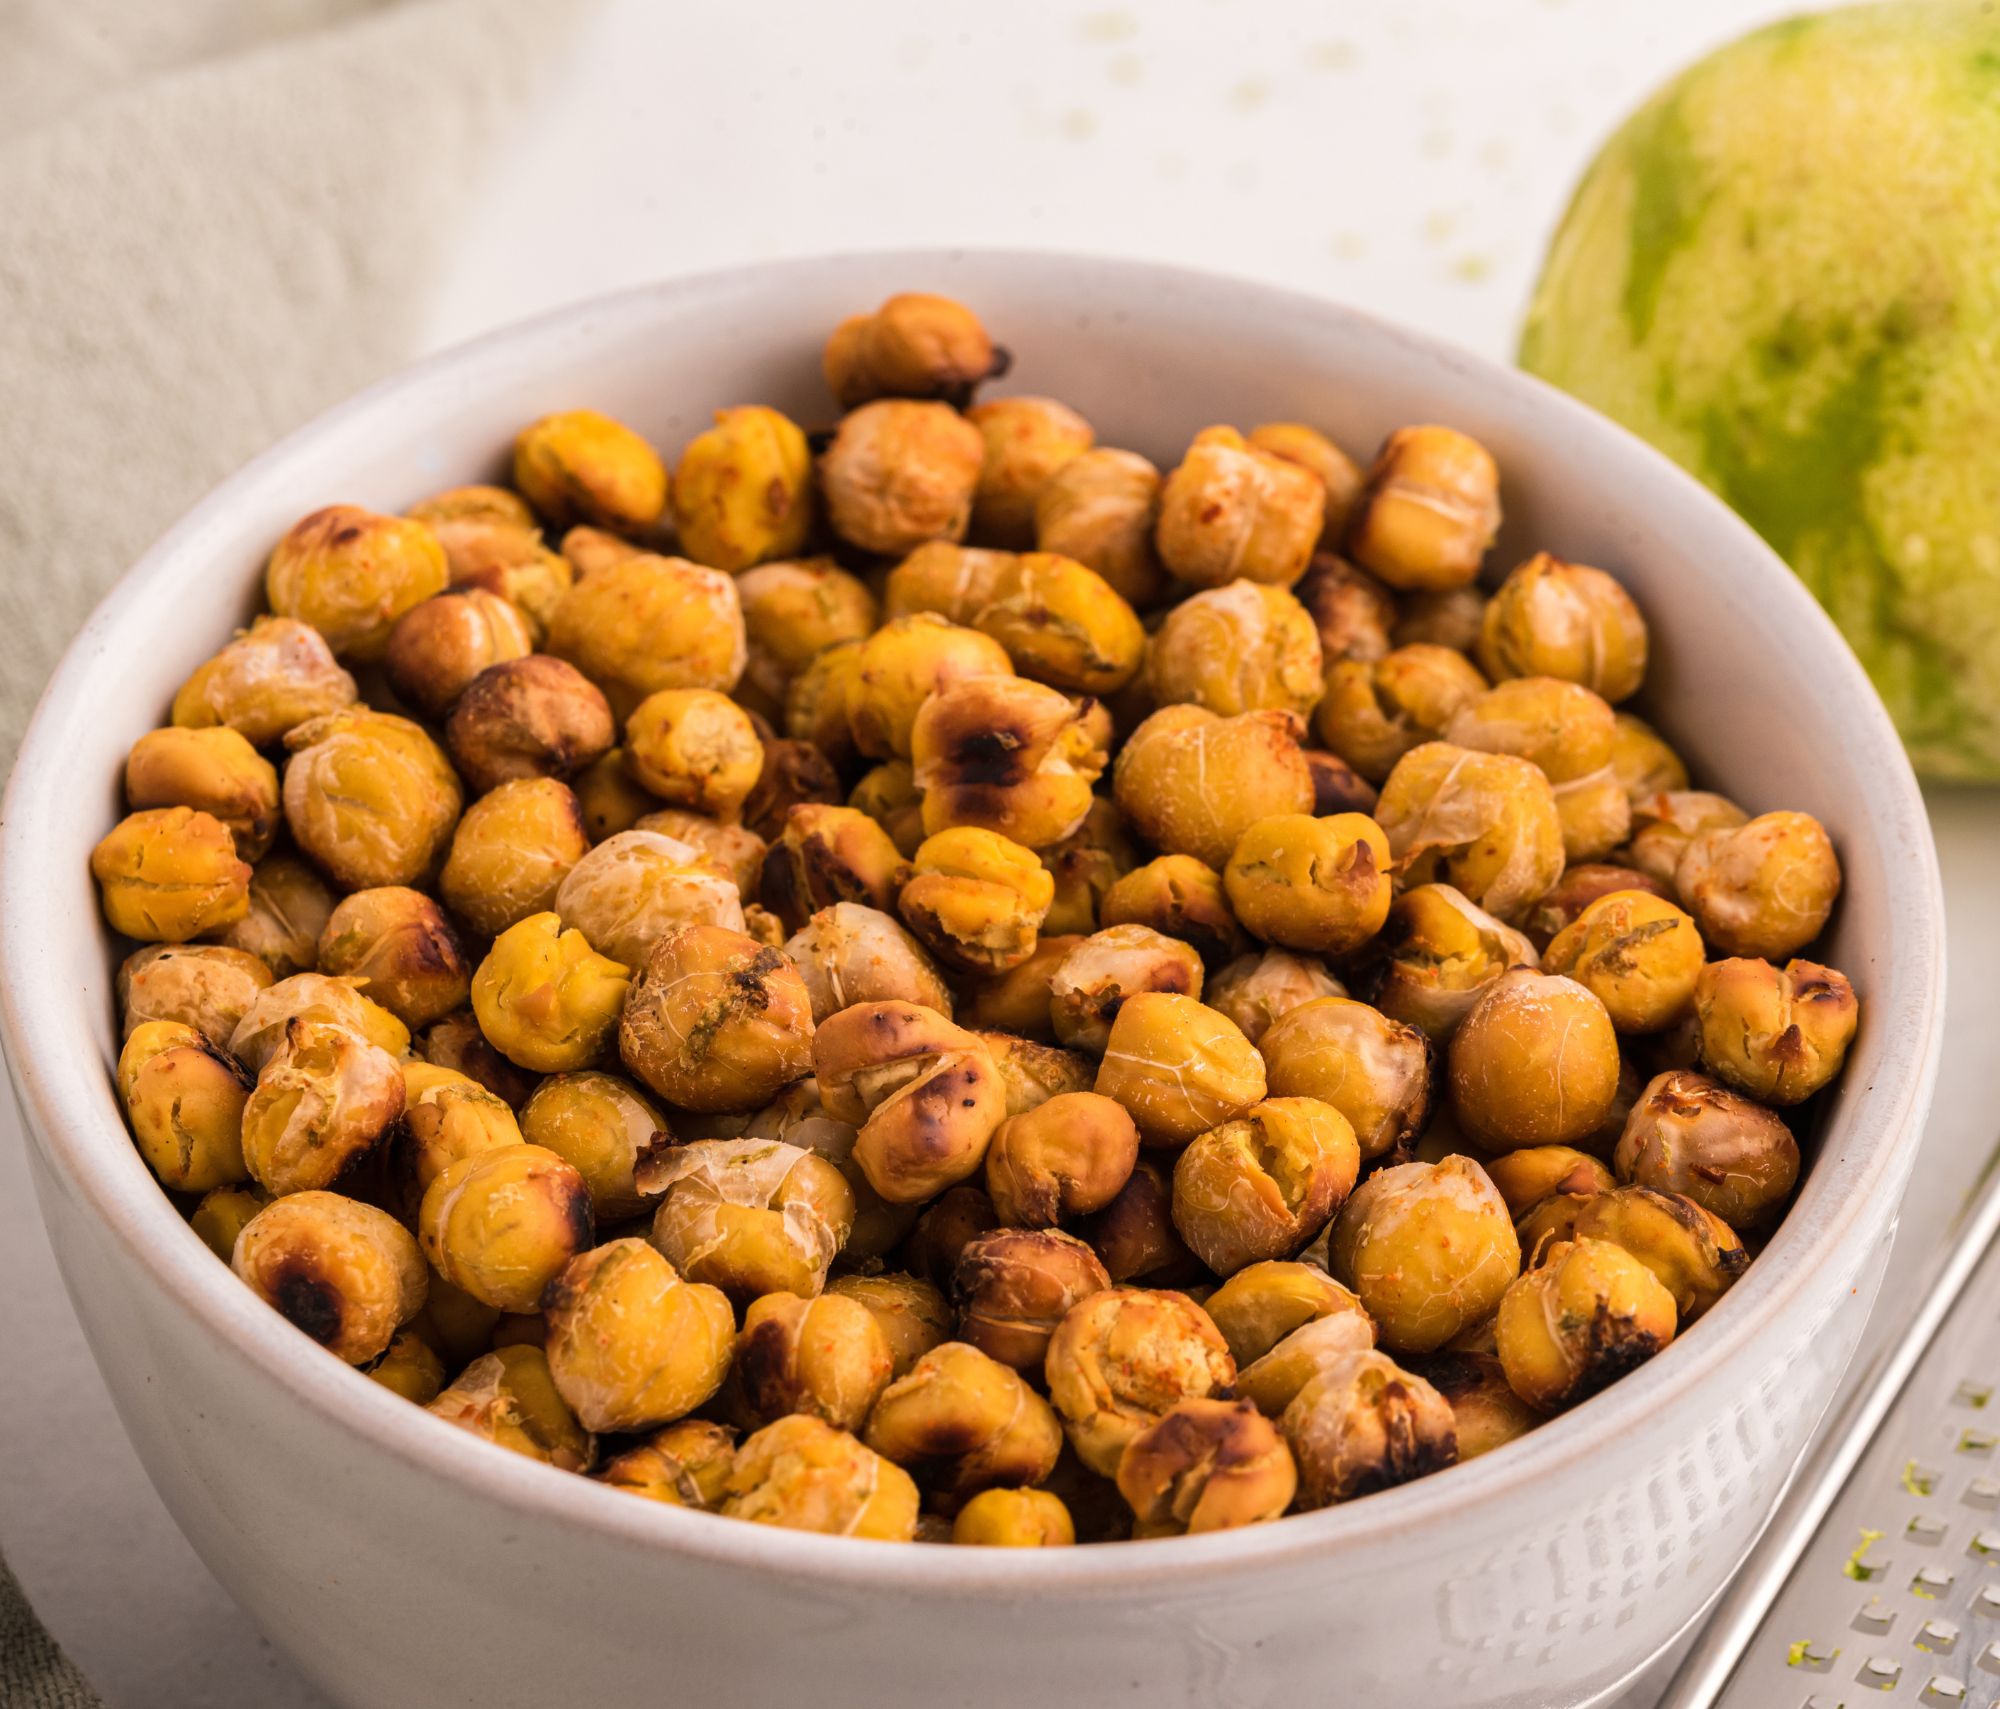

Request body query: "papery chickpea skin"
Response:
[265, 505, 449, 662]
[440, 776, 591, 938]
[1543, 889, 1705, 1035]
[1258, 996, 1431, 1163]
[1497, 1237, 1678, 1413]
[737, 1289, 895, 1432]
[983, 1090, 1139, 1228]
[638, 808, 767, 895]
[118, 1021, 253, 1193]
[1449, 968, 1622, 1152]
[966, 395, 1095, 547]
[1096, 992, 1267, 1150]
[1118, 1397, 1298, 1535]
[910, 673, 1104, 849]
[733, 558, 879, 723]
[782, 902, 952, 1024]
[428, 1344, 593, 1471]
[738, 1076, 920, 1266]
[1099, 854, 1247, 969]
[1477, 552, 1649, 705]
[554, 828, 745, 970]
[472, 912, 630, 1075]
[1204, 949, 1346, 1048]
[645, 1139, 854, 1300]
[544, 552, 746, 723]
[124, 726, 279, 861]
[513, 408, 668, 535]
[824, 292, 1000, 409]
[980, 1032, 1095, 1118]
[316, 887, 470, 1031]
[1049, 925, 1205, 1054]
[724, 1414, 919, 1540]
[820, 400, 986, 557]
[1113, 706, 1316, 872]
[671, 405, 813, 572]
[596, 1419, 738, 1508]
[1204, 1260, 1372, 1369]
[1372, 883, 1539, 1045]
[1622, 791, 1748, 887]
[1044, 1287, 1236, 1477]
[953, 1487, 1076, 1547]
[121, 940, 270, 1052]
[899, 826, 1053, 976]
[1376, 742, 1565, 925]
[445, 656, 613, 797]
[1614, 1069, 1800, 1231]
[234, 1190, 426, 1365]
[228, 970, 409, 1070]
[172, 615, 357, 745]
[1156, 426, 1325, 591]
[1314, 644, 1489, 784]
[1676, 809, 1842, 961]
[519, 1070, 667, 1223]
[1147, 579, 1324, 720]
[1034, 447, 1169, 610]
[1282, 1350, 1459, 1506]
[282, 710, 462, 892]
[1344, 426, 1501, 592]
[239, 1017, 406, 1195]
[92, 807, 251, 943]
[954, 1228, 1111, 1373]
[1445, 675, 1630, 864]
[1172, 1097, 1360, 1276]
[1223, 812, 1391, 957]
[421, 1142, 593, 1313]
[383, 589, 535, 721]
[1694, 957, 1858, 1105]
[619, 924, 814, 1112]
[761, 804, 911, 930]
[389, 1061, 523, 1213]
[865, 1340, 1064, 1500]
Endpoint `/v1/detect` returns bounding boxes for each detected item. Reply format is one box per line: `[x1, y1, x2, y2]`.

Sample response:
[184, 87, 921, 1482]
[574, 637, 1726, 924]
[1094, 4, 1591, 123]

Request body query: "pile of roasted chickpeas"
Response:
[94, 290, 1860, 1547]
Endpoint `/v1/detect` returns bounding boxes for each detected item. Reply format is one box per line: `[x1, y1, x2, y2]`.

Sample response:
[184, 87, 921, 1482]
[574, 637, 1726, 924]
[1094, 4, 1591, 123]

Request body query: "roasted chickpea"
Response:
[228, 970, 408, 1071]
[124, 726, 279, 862]
[1249, 421, 1362, 543]
[982, 1090, 1139, 1228]
[1114, 1396, 1296, 1535]
[91, 807, 251, 944]
[863, 1339, 1064, 1501]
[1623, 791, 1748, 887]
[1038, 803, 1136, 939]
[1080, 1158, 1203, 1286]
[953, 935, 1072, 1042]
[471, 912, 629, 1074]
[1034, 447, 1169, 609]
[190, 1184, 271, 1260]
[1204, 1260, 1371, 1369]
[119, 943, 272, 1048]
[909, 674, 1104, 851]
[418, 1142, 591, 1312]
[1048, 925, 1205, 1054]
[1204, 949, 1346, 1048]
[761, 803, 911, 931]
[736, 1289, 894, 1431]
[1543, 890, 1704, 1035]
[1527, 1184, 1747, 1321]
[1447, 968, 1621, 1151]
[723, 1413, 919, 1539]
[238, 1016, 404, 1195]
[1694, 957, 1858, 1106]
[316, 888, 469, 1031]
[966, 396, 1095, 547]
[549, 828, 744, 972]
[414, 1009, 536, 1111]
[1310, 750, 1391, 818]
[1156, 426, 1323, 590]
[1676, 810, 1842, 960]
[823, 292, 999, 409]
[172, 615, 358, 745]
[542, 1239, 735, 1432]
[1371, 884, 1539, 1045]
[406, 486, 565, 626]
[1407, 1349, 1538, 1459]
[1614, 1069, 1799, 1230]
[387, 1059, 522, 1207]
[1281, 1349, 1459, 1506]
[117, 1021, 253, 1193]
[383, 589, 535, 720]
[849, 613, 1016, 763]
[635, 808, 766, 895]
[1444, 676, 1629, 863]
[1482, 1145, 1615, 1219]
[513, 408, 668, 534]
[1044, 1288, 1235, 1477]
[848, 762, 926, 859]
[428, 1344, 593, 1471]
[903, 1185, 1002, 1292]
[1519, 861, 1675, 951]
[1259, 996, 1431, 1163]
[737, 1075, 922, 1265]
[954, 1228, 1111, 1373]
[364, 1327, 446, 1404]
[1314, 645, 1489, 784]
[282, 710, 462, 892]
[1393, 585, 1488, 653]
[645, 1138, 853, 1300]
[898, 826, 1052, 976]
[1295, 554, 1397, 664]
[1172, 1098, 1360, 1276]
[952, 1487, 1076, 1546]
[213, 851, 334, 978]
[1344, 425, 1500, 592]
[444, 657, 613, 797]
[518, 1071, 666, 1223]
[1095, 993, 1267, 1149]
[1477, 551, 1648, 704]
[975, 1032, 1092, 1120]
[781, 903, 951, 1024]
[1146, 580, 1322, 720]
[234, 1190, 425, 1364]
[438, 777, 590, 938]
[1610, 712, 1688, 803]
[595, 1419, 739, 1508]
[619, 924, 814, 1112]
[783, 637, 865, 770]
[1376, 743, 1565, 925]
[544, 552, 745, 722]
[622, 689, 764, 820]
[264, 505, 449, 662]
[1231, 1312, 1378, 1417]
[828, 1273, 953, 1379]
[1221, 812, 1391, 958]
[962, 551, 1144, 696]
[671, 405, 813, 571]
[1113, 706, 1316, 871]
[734, 558, 879, 722]
[1497, 1237, 1677, 1412]
[819, 400, 985, 556]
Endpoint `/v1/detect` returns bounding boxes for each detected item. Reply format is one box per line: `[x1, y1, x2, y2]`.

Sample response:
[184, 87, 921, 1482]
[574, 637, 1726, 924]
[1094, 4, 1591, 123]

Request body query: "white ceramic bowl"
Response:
[0, 251, 1944, 1709]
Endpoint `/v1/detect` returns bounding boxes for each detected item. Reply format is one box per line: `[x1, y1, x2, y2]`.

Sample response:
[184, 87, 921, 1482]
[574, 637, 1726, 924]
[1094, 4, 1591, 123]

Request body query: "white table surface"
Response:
[7, 3, 1996, 1704]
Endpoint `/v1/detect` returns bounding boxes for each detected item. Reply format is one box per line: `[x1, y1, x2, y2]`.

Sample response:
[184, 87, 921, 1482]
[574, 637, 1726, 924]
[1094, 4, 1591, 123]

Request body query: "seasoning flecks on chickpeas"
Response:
[1049, 925, 1205, 1055]
[1044, 1288, 1235, 1478]
[1542, 889, 1704, 1035]
[1258, 995, 1431, 1163]
[544, 552, 746, 723]
[172, 615, 358, 745]
[671, 405, 813, 572]
[819, 400, 986, 558]
[1113, 706, 1316, 872]
[898, 826, 1054, 977]
[316, 887, 470, 1031]
[1675, 809, 1842, 961]
[1375, 742, 1565, 926]
[1613, 1069, 1800, 1231]
[1693, 956, 1858, 1105]
[1496, 1237, 1678, 1413]
[1171, 1097, 1360, 1277]
[121, 940, 271, 1051]
[445, 655, 614, 797]
[967, 395, 1095, 548]
[1156, 426, 1325, 591]
[644, 1138, 853, 1301]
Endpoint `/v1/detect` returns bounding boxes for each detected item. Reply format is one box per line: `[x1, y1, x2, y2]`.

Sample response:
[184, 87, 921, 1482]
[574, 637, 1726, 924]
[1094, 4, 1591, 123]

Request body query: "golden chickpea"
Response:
[824, 292, 1000, 409]
[407, 1272, 503, 1370]
[1610, 712, 1688, 803]
[1694, 957, 1858, 1106]
[1146, 580, 1322, 720]
[542, 1239, 735, 1433]
[1376, 742, 1565, 925]
[783, 637, 865, 770]
[1528, 1184, 1747, 1321]
[617, 923, 813, 1111]
[828, 1274, 952, 1379]
[910, 674, 1105, 853]
[1258, 996, 1431, 1162]
[645, 1138, 854, 1300]
[439, 776, 591, 938]
[1314, 645, 1490, 784]
[1113, 706, 1316, 871]
[1372, 884, 1539, 1045]
[898, 826, 1053, 976]
[513, 408, 668, 534]
[1344, 425, 1500, 592]
[383, 589, 535, 721]
[1048, 925, 1205, 1054]
[444, 657, 613, 797]
[1034, 447, 1169, 609]
[781, 902, 951, 1024]
[983, 1090, 1139, 1228]
[1095, 992, 1267, 1150]
[734, 558, 879, 722]
[387, 1060, 522, 1208]
[1079, 1159, 1203, 1286]
[1281, 1349, 1459, 1506]
[819, 400, 985, 556]
[189, 1183, 271, 1261]
[735, 1290, 893, 1432]
[1482, 1145, 1615, 1219]
[954, 1227, 1111, 1374]
[1249, 422, 1363, 543]
[1410, 1350, 1540, 1459]
[1222, 812, 1392, 958]
[737, 1077, 921, 1266]
[574, 749, 662, 845]
[406, 482, 537, 553]
[595, 1419, 738, 1508]
[172, 615, 357, 745]
[317, 888, 469, 1031]
[849, 613, 1015, 762]
[1044, 1288, 1235, 1477]
[620, 688, 763, 820]
[117, 1021, 252, 1193]
[228, 971, 409, 1072]
[1117, 1397, 1297, 1535]
[1204, 1260, 1370, 1369]
[420, 1142, 592, 1312]
[364, 1327, 446, 1405]
[1295, 554, 1397, 664]
[1157, 426, 1324, 590]
[1477, 552, 1649, 704]
[124, 726, 279, 862]
[742, 741, 848, 849]
[1676, 809, 1842, 961]
[1393, 585, 1488, 653]
[1497, 1236, 1677, 1412]
[1614, 1069, 1799, 1230]
[1231, 1311, 1378, 1417]
[1623, 791, 1748, 887]
[1519, 861, 1675, 952]
[885, 540, 1012, 625]
[761, 803, 911, 930]
[1444, 675, 1630, 863]
[1543, 890, 1704, 1035]
[119, 943, 272, 1048]
[966, 395, 1095, 547]
[264, 505, 449, 662]
[865, 1340, 1064, 1500]
[1174, 1097, 1361, 1277]
[968, 552, 1145, 696]
[1447, 968, 1621, 1151]
[848, 761, 926, 859]
[717, 1413, 917, 1539]
[428, 1344, 593, 1471]
[952, 1487, 1076, 1546]
[553, 828, 745, 970]
[234, 1190, 425, 1364]
[1204, 949, 1346, 1048]
[544, 552, 745, 723]
[92, 807, 251, 944]
[1099, 854, 1248, 969]
[518, 1071, 664, 1223]
[470, 912, 629, 1074]
[282, 710, 462, 892]
[238, 1016, 405, 1195]
[668, 405, 813, 571]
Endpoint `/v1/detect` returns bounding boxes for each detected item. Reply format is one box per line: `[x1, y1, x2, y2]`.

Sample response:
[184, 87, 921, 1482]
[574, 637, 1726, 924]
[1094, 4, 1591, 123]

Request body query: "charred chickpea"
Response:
[761, 803, 911, 931]
[1372, 883, 1539, 1045]
[1100, 854, 1248, 969]
[1376, 742, 1566, 925]
[1118, 1397, 1298, 1535]
[1543, 890, 1705, 1034]
[1482, 1145, 1615, 1219]
[1258, 996, 1431, 1163]
[829, 1273, 953, 1379]
[1623, 790, 1748, 887]
[1497, 1237, 1678, 1412]
[1477, 552, 1649, 704]
[1694, 957, 1858, 1105]
[1113, 706, 1316, 871]
[1096, 992, 1267, 1150]
[316, 888, 469, 1030]
[865, 1341, 1065, 1501]
[519, 1070, 667, 1223]
[1147, 579, 1324, 720]
[1204, 1260, 1371, 1369]
[619, 924, 814, 1113]
[733, 558, 879, 722]
[282, 710, 462, 892]
[189, 1184, 271, 1261]
[1034, 447, 1169, 610]
[1328, 1156, 1521, 1354]
[264, 505, 449, 662]
[966, 395, 1095, 547]
[1676, 810, 1842, 961]
[1344, 425, 1501, 592]
[1249, 421, 1363, 543]
[440, 776, 591, 937]
[645, 1138, 854, 1300]
[1519, 861, 1675, 952]
[543, 1239, 736, 1432]
[968, 552, 1145, 697]
[1044, 1287, 1235, 1477]
[118, 1021, 253, 1192]
[544, 552, 746, 723]
[234, 1191, 425, 1365]
[1156, 425, 1324, 591]
[554, 828, 744, 969]
[119, 942, 273, 1048]
[1223, 812, 1392, 957]
[910, 673, 1105, 849]
[1614, 1069, 1799, 1230]
[1531, 1184, 1748, 1321]
[1610, 712, 1688, 803]
[1172, 1097, 1361, 1276]
[1313, 644, 1489, 784]
[823, 291, 1000, 409]
[1445, 676, 1630, 863]
[671, 405, 813, 572]
[899, 826, 1053, 976]
[1393, 585, 1488, 654]
[819, 400, 986, 556]
[471, 912, 630, 1074]
[954, 1228, 1112, 1373]
[1204, 949, 1346, 1048]
[782, 902, 951, 1024]
[1282, 1349, 1460, 1507]
[723, 1414, 919, 1540]
[445, 656, 614, 797]
[91, 807, 251, 943]
[848, 613, 1015, 761]
[984, 1090, 1140, 1228]
[1448, 969, 1622, 1151]
[172, 615, 357, 745]
[124, 726, 279, 861]
[419, 1143, 592, 1313]
[1081, 1158, 1204, 1286]
[228, 971, 408, 1070]
[903, 1185, 1002, 1292]
[849, 761, 926, 859]
[1410, 1350, 1540, 1459]
[513, 408, 668, 534]
[239, 1017, 405, 1195]
[383, 589, 535, 720]
[428, 1343, 593, 1472]
[1049, 925, 1205, 1055]
[953, 1487, 1076, 1546]
[595, 1419, 739, 1509]
[1295, 553, 1397, 664]
[737, 1290, 895, 1431]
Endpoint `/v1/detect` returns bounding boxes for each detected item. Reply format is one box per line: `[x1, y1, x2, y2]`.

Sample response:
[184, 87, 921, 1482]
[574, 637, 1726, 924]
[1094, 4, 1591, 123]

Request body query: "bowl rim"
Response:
[0, 245, 1946, 1594]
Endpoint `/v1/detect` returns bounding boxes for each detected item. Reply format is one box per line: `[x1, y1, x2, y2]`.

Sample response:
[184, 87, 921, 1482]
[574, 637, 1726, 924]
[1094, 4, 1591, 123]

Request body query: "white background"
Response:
[6, 2, 1998, 1704]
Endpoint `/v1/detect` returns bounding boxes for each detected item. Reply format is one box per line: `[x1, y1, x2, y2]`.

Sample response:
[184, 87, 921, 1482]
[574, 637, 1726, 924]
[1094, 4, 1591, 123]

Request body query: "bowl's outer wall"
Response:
[0, 252, 1942, 1709]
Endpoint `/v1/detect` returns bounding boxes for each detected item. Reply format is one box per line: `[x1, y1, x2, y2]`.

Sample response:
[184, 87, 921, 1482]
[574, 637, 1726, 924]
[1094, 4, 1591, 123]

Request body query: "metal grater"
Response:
[1659, 1157, 2000, 1709]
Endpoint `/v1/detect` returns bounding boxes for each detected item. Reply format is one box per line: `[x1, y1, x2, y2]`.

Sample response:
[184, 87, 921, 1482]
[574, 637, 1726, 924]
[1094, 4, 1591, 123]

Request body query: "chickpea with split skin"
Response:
[979, 1031, 1095, 1118]
[172, 615, 357, 746]
[645, 1138, 854, 1302]
[1314, 644, 1490, 785]
[428, 1343, 594, 1472]
[1156, 426, 1325, 592]
[553, 828, 746, 971]
[1258, 995, 1432, 1164]
[1048, 924, 1205, 1055]
[954, 1227, 1112, 1373]
[1099, 853, 1246, 969]
[1223, 812, 1391, 957]
[1033, 447, 1169, 611]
